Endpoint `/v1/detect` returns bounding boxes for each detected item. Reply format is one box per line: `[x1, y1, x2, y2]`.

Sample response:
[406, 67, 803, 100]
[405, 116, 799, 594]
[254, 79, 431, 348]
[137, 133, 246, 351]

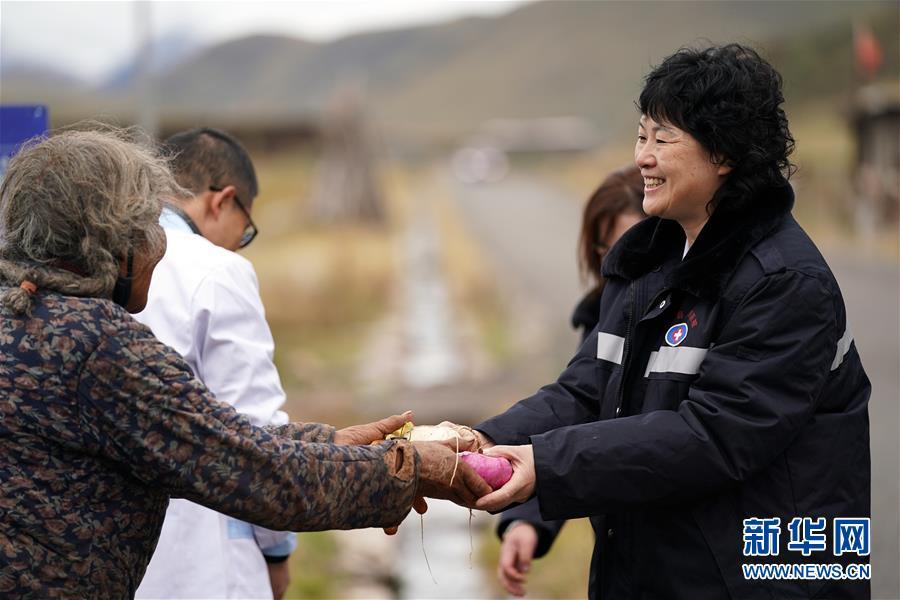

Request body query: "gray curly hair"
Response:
[0, 127, 181, 314]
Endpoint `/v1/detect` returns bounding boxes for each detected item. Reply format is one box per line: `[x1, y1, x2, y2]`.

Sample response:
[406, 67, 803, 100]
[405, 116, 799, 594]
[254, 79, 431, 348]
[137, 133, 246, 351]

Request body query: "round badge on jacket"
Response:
[665, 323, 689, 347]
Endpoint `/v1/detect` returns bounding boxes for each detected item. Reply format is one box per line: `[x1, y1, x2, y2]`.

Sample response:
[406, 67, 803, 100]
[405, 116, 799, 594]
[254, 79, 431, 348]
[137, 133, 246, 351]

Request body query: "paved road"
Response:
[449, 169, 900, 598]
[450, 171, 584, 367]
[827, 254, 899, 599]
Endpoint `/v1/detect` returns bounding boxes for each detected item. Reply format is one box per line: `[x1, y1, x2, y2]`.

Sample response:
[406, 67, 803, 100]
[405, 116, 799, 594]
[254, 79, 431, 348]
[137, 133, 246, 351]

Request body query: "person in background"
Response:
[0, 128, 491, 598]
[572, 165, 647, 340]
[134, 127, 294, 599]
[495, 165, 645, 597]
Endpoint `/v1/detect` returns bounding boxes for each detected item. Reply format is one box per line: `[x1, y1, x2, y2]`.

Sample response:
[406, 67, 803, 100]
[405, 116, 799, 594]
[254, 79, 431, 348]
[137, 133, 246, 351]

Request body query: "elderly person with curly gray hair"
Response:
[0, 129, 491, 597]
[0, 130, 170, 313]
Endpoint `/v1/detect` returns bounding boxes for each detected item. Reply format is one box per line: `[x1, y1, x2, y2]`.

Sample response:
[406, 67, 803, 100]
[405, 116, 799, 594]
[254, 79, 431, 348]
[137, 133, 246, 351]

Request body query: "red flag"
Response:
[854, 23, 883, 79]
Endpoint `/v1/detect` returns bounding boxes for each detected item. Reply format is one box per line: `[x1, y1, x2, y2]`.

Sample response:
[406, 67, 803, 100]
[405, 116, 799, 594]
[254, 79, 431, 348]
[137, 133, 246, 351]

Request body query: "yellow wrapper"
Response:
[385, 421, 414, 440]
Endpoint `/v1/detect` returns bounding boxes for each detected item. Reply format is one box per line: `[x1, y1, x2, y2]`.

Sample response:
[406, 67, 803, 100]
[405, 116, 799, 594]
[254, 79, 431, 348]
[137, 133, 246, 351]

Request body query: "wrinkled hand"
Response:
[498, 522, 539, 597]
[414, 441, 493, 508]
[334, 410, 413, 445]
[475, 445, 536, 512]
[433, 421, 494, 452]
[383, 496, 428, 536]
[267, 561, 290, 600]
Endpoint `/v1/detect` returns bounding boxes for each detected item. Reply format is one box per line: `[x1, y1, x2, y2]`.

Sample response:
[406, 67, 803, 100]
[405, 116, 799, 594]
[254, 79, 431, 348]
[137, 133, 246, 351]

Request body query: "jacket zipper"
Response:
[616, 280, 671, 417]
[615, 281, 637, 416]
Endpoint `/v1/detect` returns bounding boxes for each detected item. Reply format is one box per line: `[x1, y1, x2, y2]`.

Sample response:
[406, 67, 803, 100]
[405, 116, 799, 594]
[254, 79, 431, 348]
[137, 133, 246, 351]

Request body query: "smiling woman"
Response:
[636, 43, 796, 222]
[457, 43, 871, 600]
[635, 115, 731, 245]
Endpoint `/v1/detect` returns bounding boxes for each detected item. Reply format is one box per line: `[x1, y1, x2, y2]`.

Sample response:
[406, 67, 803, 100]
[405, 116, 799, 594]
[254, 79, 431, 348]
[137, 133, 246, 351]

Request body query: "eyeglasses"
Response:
[209, 186, 258, 248]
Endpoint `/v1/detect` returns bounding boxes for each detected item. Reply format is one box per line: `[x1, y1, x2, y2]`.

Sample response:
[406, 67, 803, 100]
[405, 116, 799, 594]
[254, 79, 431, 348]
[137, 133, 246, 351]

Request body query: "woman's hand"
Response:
[333, 411, 413, 445]
[413, 441, 493, 508]
[497, 521, 539, 597]
[475, 445, 536, 512]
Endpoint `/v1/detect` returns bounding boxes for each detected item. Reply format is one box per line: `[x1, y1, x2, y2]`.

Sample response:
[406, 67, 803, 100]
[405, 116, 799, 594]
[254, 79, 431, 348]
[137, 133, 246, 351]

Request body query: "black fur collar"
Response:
[603, 183, 794, 299]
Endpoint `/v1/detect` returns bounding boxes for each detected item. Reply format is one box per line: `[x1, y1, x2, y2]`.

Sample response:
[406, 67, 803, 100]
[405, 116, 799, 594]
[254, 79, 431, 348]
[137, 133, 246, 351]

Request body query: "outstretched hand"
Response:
[334, 411, 413, 446]
[475, 445, 536, 512]
[382, 440, 493, 536]
[414, 441, 493, 508]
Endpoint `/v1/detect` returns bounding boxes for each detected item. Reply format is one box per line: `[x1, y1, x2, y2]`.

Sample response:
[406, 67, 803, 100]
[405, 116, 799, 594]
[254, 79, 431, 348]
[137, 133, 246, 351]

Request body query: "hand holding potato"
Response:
[475, 445, 536, 512]
[413, 441, 493, 508]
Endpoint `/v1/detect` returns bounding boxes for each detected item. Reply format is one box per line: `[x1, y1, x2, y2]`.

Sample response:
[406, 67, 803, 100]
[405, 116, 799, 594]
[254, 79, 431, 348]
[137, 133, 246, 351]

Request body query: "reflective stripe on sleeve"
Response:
[644, 346, 708, 377]
[831, 328, 853, 371]
[597, 333, 625, 365]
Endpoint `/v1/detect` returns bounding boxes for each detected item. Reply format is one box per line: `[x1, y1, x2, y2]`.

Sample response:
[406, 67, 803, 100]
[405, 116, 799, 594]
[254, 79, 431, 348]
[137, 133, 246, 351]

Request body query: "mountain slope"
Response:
[2, 0, 896, 138]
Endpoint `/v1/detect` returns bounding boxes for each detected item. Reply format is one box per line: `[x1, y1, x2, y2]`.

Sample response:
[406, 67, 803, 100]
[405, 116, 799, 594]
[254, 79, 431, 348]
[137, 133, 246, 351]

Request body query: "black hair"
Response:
[638, 44, 795, 213]
[163, 127, 258, 203]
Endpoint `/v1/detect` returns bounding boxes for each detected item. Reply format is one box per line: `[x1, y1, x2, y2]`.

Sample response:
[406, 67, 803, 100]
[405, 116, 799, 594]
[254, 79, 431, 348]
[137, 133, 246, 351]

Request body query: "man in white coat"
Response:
[135, 128, 295, 599]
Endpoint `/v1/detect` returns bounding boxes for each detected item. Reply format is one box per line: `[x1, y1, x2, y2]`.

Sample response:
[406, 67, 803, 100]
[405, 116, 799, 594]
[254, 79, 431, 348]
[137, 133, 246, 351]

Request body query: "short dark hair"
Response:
[163, 127, 258, 203]
[638, 44, 795, 211]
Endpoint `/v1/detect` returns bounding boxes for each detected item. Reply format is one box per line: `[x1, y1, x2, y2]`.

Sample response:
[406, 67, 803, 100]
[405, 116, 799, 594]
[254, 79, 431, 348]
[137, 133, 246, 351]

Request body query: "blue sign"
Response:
[1, 105, 49, 179]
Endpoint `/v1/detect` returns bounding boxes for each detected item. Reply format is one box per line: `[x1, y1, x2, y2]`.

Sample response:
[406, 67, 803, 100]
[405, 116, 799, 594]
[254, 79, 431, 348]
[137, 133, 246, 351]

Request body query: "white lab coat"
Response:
[134, 216, 294, 599]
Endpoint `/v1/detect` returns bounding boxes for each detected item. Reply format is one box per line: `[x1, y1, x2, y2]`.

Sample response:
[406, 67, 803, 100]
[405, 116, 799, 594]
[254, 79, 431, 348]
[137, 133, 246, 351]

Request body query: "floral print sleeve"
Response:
[0, 290, 415, 597]
[265, 421, 336, 443]
[77, 317, 417, 533]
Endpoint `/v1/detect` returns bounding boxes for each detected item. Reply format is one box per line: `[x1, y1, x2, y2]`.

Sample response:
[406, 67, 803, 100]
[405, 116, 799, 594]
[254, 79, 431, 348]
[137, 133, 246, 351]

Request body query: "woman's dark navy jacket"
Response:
[477, 183, 871, 599]
[494, 292, 600, 555]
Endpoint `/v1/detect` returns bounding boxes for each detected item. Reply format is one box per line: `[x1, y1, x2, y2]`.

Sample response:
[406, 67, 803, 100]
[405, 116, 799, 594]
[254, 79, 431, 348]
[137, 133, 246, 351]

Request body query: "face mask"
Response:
[112, 248, 133, 308]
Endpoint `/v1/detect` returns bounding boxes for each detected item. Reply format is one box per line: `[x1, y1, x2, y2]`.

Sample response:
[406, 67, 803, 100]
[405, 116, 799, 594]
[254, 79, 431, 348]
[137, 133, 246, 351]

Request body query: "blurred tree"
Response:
[307, 86, 384, 224]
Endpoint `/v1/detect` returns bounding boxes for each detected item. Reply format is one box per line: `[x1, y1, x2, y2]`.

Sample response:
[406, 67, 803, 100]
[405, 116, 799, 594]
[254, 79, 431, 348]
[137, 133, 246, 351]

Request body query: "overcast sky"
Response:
[1, 1, 529, 83]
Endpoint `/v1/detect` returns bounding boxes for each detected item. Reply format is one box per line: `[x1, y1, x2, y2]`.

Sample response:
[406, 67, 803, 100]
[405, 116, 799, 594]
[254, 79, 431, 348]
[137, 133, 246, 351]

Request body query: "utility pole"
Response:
[134, 1, 158, 140]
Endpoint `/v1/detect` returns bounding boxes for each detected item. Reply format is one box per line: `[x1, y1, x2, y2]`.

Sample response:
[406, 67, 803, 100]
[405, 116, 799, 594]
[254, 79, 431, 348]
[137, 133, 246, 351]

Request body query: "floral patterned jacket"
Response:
[0, 288, 417, 598]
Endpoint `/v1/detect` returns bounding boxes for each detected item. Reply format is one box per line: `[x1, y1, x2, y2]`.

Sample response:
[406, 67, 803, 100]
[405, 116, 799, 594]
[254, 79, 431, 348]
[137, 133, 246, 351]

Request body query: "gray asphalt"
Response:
[450, 172, 585, 365]
[449, 169, 900, 598]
